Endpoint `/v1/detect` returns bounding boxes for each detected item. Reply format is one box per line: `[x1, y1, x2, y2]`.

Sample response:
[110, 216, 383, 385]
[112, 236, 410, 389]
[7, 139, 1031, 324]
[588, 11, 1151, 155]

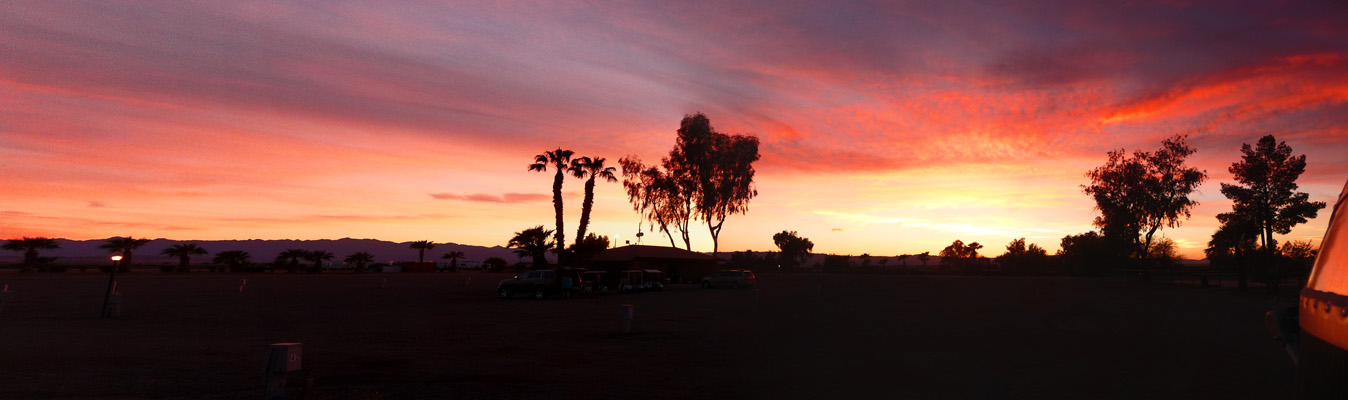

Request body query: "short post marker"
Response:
[619, 304, 634, 335]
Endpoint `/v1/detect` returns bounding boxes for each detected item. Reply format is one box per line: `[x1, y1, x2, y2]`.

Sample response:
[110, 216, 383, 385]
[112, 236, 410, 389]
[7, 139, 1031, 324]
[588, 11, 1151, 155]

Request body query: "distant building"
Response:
[591, 245, 721, 284]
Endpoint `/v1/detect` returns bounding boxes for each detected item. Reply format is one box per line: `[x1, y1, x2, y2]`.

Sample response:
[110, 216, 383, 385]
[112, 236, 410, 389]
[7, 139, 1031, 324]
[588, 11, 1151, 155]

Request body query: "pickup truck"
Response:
[498, 269, 584, 300]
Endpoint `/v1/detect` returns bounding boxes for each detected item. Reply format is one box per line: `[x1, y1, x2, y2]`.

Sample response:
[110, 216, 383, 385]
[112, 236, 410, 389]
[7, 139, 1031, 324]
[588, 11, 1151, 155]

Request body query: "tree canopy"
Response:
[1084, 134, 1206, 259]
[620, 113, 760, 254]
[507, 225, 554, 268]
[772, 230, 814, 270]
[1218, 135, 1326, 256]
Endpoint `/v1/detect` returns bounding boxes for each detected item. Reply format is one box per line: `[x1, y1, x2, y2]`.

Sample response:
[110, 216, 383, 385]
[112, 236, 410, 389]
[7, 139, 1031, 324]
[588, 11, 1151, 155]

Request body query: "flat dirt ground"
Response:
[0, 270, 1297, 399]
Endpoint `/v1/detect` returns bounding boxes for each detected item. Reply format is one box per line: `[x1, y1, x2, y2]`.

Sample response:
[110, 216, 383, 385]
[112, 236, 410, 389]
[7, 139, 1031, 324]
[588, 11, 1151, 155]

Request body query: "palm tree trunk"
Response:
[576, 177, 596, 246]
[552, 169, 566, 259]
[419, 249, 425, 264]
[179, 256, 190, 273]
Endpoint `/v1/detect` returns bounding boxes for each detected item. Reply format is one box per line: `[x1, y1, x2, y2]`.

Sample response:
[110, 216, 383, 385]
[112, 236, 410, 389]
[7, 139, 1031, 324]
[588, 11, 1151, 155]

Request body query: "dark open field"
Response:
[0, 270, 1296, 399]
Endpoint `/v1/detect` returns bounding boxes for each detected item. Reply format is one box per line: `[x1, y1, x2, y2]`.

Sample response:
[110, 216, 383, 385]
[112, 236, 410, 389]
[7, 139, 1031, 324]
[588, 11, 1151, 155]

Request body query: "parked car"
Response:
[701, 270, 755, 288]
[498, 269, 586, 299]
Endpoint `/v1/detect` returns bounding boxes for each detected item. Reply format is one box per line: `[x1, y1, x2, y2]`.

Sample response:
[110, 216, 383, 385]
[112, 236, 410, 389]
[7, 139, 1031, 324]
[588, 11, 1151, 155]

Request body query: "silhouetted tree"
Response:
[917, 252, 930, 268]
[483, 256, 508, 272]
[100, 236, 151, 272]
[1146, 237, 1179, 269]
[567, 233, 610, 265]
[441, 251, 465, 272]
[896, 254, 910, 269]
[997, 237, 1049, 274]
[1219, 135, 1327, 262]
[858, 253, 871, 269]
[1057, 232, 1119, 275]
[1280, 240, 1318, 286]
[3, 237, 60, 273]
[772, 230, 814, 271]
[345, 251, 374, 273]
[669, 113, 761, 256]
[161, 243, 208, 273]
[212, 250, 251, 273]
[620, 155, 693, 249]
[508, 225, 553, 269]
[530, 148, 576, 256]
[275, 249, 308, 273]
[304, 250, 333, 272]
[409, 240, 435, 264]
[823, 254, 851, 272]
[939, 240, 983, 272]
[1084, 135, 1206, 263]
[569, 156, 618, 246]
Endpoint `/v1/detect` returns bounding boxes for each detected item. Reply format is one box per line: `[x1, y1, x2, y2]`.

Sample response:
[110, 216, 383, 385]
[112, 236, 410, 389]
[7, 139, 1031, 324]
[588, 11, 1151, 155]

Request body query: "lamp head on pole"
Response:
[111, 255, 123, 262]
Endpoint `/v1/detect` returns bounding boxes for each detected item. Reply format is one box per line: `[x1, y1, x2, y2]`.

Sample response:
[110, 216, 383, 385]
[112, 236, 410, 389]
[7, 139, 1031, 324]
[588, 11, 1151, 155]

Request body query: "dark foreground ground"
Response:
[0, 271, 1296, 399]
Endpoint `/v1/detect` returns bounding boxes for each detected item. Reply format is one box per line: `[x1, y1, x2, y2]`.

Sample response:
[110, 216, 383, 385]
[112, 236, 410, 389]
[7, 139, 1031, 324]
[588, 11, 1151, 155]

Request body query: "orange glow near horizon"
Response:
[2, 2, 1347, 260]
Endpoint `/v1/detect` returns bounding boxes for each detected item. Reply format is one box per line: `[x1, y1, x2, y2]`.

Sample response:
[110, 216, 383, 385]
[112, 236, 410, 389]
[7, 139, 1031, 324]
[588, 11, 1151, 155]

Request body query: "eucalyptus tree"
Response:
[1084, 134, 1206, 260]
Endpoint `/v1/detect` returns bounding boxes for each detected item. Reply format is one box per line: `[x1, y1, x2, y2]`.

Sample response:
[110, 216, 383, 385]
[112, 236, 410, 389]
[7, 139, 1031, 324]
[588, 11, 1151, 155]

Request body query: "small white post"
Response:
[618, 304, 634, 335]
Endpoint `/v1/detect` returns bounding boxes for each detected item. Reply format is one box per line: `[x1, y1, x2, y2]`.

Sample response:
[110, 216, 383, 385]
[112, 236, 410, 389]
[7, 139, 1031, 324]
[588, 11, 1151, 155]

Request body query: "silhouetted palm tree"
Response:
[569, 156, 618, 246]
[304, 250, 334, 272]
[275, 249, 308, 273]
[529, 148, 575, 257]
[212, 250, 251, 273]
[897, 254, 910, 268]
[100, 237, 151, 272]
[442, 251, 465, 272]
[508, 225, 553, 269]
[345, 252, 374, 273]
[161, 243, 208, 273]
[3, 237, 60, 272]
[409, 240, 435, 264]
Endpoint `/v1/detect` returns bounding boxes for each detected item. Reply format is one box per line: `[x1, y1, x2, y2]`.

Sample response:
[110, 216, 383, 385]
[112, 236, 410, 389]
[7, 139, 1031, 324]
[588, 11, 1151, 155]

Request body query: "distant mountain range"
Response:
[0, 238, 534, 266]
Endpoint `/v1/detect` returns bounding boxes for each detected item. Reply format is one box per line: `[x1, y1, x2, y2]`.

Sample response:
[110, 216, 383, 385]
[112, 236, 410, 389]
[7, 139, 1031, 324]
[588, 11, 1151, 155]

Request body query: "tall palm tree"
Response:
[100, 237, 151, 272]
[275, 249, 308, 273]
[409, 240, 435, 264]
[529, 148, 575, 257]
[212, 250, 251, 273]
[304, 250, 334, 273]
[507, 225, 553, 269]
[345, 251, 374, 273]
[3, 237, 60, 272]
[161, 243, 208, 273]
[568, 156, 618, 246]
[442, 251, 465, 272]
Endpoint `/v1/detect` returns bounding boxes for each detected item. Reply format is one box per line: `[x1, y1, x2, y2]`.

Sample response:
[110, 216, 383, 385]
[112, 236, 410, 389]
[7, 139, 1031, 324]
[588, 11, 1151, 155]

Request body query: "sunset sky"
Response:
[2, 1, 1346, 260]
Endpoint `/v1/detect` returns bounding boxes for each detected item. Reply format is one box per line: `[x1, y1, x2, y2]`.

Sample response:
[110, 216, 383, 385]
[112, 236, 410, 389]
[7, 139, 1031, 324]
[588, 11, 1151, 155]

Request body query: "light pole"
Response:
[101, 254, 122, 318]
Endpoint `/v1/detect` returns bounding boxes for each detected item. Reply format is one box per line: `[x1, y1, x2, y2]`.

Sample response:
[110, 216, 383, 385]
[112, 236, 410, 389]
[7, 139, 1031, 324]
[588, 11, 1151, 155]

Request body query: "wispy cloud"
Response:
[429, 193, 549, 203]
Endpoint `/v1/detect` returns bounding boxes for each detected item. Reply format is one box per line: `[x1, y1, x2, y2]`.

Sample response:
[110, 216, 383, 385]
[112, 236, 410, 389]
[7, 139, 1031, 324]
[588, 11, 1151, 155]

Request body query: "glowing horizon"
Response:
[2, 1, 1347, 260]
